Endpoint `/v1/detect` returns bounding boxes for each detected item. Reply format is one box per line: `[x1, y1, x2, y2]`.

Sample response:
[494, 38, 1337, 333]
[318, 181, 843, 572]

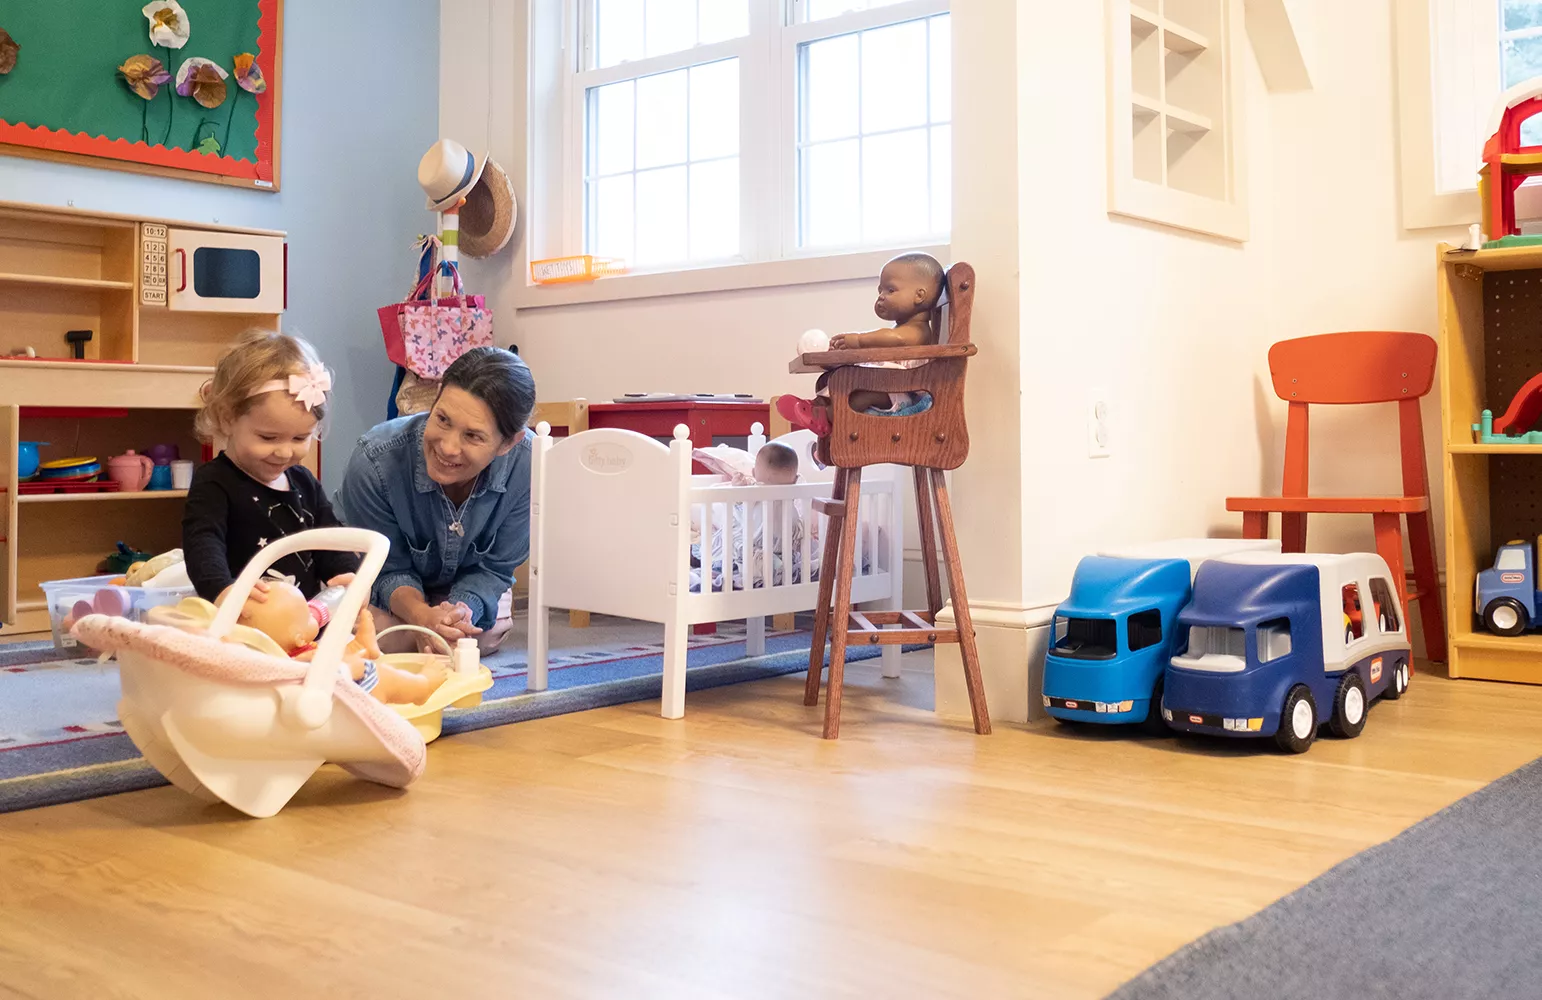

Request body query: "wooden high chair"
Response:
[790, 262, 991, 739]
[1226, 331, 1447, 663]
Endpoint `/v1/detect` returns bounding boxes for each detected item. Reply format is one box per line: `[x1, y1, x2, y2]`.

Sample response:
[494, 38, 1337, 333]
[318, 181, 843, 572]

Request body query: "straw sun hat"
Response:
[417, 138, 519, 259]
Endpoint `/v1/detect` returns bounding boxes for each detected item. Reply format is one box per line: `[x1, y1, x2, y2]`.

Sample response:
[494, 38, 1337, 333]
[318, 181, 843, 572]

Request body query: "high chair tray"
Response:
[789, 343, 977, 373]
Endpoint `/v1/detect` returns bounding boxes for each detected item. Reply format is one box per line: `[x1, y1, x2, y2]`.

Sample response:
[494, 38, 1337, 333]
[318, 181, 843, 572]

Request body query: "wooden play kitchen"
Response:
[1437, 240, 1542, 684]
[0, 199, 293, 640]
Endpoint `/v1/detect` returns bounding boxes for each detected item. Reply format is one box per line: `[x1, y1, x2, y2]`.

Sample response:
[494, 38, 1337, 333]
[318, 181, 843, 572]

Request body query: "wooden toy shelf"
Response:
[0, 200, 290, 640]
[1438, 242, 1542, 683]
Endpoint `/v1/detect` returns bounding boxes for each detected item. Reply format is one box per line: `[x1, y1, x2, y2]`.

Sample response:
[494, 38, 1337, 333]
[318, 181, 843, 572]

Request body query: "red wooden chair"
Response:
[1226, 331, 1447, 663]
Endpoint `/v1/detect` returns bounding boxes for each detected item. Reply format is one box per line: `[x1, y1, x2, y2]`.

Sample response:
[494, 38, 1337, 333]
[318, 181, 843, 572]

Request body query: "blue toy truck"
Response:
[1476, 538, 1542, 636]
[1161, 552, 1411, 754]
[1042, 540, 1279, 730]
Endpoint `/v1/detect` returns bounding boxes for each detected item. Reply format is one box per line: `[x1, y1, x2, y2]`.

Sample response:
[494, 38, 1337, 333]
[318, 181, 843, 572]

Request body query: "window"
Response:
[1342, 583, 1365, 643]
[1052, 616, 1118, 660]
[1257, 618, 1292, 663]
[1127, 609, 1163, 651]
[1399, 0, 1542, 228]
[1105, 0, 1247, 241]
[568, 0, 951, 274]
[1369, 578, 1403, 634]
[1497, 546, 1528, 571]
[1173, 624, 1246, 672]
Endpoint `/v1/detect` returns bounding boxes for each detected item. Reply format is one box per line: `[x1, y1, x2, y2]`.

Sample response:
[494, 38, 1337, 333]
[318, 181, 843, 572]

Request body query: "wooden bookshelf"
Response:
[1437, 243, 1542, 683]
[0, 200, 292, 640]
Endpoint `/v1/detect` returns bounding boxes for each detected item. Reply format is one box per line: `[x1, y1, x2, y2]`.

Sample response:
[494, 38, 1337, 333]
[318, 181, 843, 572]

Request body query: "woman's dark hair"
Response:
[436, 346, 537, 441]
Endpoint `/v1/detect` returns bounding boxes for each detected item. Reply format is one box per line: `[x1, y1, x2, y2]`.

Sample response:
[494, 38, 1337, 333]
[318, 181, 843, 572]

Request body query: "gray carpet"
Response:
[1109, 756, 1542, 1000]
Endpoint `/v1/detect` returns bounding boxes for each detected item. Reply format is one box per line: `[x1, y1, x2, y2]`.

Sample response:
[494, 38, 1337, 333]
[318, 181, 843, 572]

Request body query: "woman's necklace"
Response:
[441, 483, 473, 536]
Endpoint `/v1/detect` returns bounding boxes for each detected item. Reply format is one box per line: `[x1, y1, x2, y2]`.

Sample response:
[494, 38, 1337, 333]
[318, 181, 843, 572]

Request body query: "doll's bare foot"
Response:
[776, 395, 831, 436]
[370, 661, 448, 705]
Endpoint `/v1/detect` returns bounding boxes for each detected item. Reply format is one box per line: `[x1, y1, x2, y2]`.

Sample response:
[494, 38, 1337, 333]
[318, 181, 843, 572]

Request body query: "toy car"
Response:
[1161, 552, 1411, 753]
[1476, 538, 1542, 635]
[1042, 539, 1279, 729]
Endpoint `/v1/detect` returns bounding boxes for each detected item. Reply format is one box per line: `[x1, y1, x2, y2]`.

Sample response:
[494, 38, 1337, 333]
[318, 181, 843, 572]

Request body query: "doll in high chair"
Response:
[777, 251, 945, 437]
[237, 577, 447, 705]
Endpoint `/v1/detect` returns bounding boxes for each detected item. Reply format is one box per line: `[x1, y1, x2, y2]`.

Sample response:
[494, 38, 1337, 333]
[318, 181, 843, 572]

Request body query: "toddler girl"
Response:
[183, 329, 360, 607]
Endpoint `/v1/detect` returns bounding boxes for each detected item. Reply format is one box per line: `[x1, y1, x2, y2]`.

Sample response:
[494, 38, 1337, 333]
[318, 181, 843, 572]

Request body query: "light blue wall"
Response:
[0, 0, 440, 491]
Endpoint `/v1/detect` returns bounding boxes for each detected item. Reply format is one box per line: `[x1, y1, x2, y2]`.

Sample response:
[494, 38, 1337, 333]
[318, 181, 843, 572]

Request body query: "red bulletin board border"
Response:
[0, 0, 282, 191]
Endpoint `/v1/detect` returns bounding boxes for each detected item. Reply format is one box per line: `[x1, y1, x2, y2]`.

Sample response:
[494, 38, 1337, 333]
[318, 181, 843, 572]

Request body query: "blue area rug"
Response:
[0, 626, 885, 814]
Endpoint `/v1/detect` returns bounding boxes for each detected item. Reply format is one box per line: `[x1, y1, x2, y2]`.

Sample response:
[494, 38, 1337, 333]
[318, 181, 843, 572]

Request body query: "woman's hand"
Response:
[416, 601, 482, 650]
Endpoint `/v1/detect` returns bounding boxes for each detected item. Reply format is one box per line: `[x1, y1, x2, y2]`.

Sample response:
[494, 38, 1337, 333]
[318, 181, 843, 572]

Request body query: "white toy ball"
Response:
[798, 328, 830, 354]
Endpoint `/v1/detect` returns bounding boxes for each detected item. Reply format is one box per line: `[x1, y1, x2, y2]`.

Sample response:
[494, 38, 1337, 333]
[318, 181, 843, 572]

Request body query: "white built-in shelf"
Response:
[0, 271, 134, 291]
[1131, 95, 1213, 134]
[1129, 6, 1210, 52]
[17, 489, 188, 504]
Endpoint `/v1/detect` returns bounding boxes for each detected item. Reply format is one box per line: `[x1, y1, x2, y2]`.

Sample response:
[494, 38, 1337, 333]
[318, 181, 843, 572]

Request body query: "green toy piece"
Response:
[103, 541, 153, 574]
[1473, 409, 1542, 445]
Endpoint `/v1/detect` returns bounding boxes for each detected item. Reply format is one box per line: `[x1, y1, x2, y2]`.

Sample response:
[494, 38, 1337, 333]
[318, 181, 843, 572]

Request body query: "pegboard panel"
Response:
[1483, 271, 1542, 543]
[1483, 269, 1542, 407]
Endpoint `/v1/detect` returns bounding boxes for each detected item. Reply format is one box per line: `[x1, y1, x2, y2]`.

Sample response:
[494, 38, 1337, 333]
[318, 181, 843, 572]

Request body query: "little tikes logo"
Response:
[1189, 715, 1203, 724]
[1370, 657, 1383, 684]
[1502, 572, 1525, 584]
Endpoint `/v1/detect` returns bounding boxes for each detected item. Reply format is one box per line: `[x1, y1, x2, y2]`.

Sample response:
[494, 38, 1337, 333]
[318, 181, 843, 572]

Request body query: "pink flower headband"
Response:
[249, 364, 332, 411]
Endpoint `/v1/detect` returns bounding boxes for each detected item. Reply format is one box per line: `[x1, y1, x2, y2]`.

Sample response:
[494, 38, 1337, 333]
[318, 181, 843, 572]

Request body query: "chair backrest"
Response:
[1266, 331, 1437, 499]
[931, 262, 975, 347]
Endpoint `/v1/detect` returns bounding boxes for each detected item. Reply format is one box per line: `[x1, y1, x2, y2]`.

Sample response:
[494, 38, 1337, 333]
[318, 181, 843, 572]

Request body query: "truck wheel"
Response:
[1329, 672, 1367, 738]
[1141, 678, 1169, 736]
[1483, 598, 1529, 637]
[1383, 660, 1410, 701]
[1274, 685, 1317, 754]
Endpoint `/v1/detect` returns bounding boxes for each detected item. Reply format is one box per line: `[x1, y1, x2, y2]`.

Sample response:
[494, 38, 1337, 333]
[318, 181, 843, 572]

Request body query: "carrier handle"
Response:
[209, 527, 391, 731]
[375, 624, 454, 656]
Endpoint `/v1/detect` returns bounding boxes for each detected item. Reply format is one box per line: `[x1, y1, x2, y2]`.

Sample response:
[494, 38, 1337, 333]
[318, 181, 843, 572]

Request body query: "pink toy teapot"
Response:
[106, 450, 154, 492]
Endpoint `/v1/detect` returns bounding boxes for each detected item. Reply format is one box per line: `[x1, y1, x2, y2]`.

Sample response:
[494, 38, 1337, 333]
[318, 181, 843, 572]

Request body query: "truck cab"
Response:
[1042, 539, 1280, 728]
[1476, 538, 1540, 636]
[1161, 552, 1411, 753]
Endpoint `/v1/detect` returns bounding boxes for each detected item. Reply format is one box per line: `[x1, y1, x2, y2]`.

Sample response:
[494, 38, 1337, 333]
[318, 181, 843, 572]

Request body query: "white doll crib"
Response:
[527, 423, 906, 719]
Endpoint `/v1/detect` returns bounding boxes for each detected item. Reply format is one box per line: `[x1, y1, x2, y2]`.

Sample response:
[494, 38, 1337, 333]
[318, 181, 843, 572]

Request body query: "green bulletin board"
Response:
[0, 0, 281, 188]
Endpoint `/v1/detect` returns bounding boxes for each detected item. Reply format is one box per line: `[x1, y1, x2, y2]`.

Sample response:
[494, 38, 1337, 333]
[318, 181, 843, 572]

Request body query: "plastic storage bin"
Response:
[40, 574, 196, 651]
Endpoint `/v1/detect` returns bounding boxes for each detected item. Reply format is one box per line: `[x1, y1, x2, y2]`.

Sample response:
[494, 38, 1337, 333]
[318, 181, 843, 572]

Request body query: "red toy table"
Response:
[586, 400, 770, 474]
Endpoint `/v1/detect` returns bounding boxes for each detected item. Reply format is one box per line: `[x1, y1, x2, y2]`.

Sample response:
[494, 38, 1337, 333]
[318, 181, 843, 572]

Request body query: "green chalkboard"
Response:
[0, 0, 280, 187]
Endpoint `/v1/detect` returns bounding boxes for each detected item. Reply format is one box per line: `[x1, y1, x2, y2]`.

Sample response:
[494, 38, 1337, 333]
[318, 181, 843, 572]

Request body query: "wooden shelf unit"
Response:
[0, 200, 290, 640]
[1438, 242, 1542, 683]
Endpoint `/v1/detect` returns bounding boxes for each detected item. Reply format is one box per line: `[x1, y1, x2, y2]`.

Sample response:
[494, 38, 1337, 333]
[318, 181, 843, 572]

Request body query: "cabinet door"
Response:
[167, 230, 285, 313]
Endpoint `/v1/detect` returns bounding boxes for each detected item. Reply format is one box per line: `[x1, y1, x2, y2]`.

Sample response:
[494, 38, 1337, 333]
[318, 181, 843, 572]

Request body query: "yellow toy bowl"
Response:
[375, 626, 494, 742]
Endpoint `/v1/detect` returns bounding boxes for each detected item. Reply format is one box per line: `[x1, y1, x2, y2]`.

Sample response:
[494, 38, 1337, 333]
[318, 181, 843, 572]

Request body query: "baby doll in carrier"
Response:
[776, 251, 945, 437]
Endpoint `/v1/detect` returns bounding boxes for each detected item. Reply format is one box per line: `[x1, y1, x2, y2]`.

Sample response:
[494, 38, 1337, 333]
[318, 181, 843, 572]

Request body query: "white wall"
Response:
[0, 0, 441, 491]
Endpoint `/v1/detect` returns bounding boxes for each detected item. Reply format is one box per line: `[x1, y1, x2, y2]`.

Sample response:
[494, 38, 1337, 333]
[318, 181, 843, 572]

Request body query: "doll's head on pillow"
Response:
[753, 442, 799, 485]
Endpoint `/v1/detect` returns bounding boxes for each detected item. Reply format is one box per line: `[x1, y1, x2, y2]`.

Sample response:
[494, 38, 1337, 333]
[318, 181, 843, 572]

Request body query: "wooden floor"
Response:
[3, 655, 1541, 1000]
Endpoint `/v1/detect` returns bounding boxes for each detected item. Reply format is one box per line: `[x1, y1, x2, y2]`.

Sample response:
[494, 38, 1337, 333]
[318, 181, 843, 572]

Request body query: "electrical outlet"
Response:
[1088, 389, 1111, 458]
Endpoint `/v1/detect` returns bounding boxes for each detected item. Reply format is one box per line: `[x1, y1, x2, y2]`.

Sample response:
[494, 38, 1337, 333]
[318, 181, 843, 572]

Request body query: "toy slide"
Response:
[1491, 372, 1542, 435]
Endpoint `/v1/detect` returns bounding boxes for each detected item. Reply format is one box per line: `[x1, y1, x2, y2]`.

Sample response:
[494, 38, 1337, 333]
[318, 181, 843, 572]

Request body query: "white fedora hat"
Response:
[418, 138, 487, 212]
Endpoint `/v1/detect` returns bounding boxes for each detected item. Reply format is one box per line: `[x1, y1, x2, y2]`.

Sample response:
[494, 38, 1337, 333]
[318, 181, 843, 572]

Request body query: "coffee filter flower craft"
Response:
[176, 57, 228, 109]
[232, 53, 266, 94]
[0, 28, 18, 75]
[117, 54, 172, 100]
[142, 1, 190, 49]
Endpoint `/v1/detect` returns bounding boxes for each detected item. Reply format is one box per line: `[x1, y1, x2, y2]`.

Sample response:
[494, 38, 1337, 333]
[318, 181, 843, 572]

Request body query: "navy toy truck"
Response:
[1042, 540, 1279, 730]
[1476, 538, 1542, 636]
[1162, 552, 1411, 754]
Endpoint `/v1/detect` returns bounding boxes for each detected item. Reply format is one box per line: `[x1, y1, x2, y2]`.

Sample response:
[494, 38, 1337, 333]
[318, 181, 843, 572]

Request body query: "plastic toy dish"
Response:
[39, 456, 101, 481]
[18, 441, 48, 479]
[373, 626, 494, 741]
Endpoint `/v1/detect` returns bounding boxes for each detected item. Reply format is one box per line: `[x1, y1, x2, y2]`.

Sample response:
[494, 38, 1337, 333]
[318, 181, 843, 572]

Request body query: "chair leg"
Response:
[823, 472, 864, 740]
[1241, 511, 1268, 540]
[1372, 512, 1411, 638]
[805, 468, 847, 707]
[930, 469, 991, 735]
[914, 467, 943, 616]
[1281, 513, 1307, 553]
[1406, 510, 1447, 664]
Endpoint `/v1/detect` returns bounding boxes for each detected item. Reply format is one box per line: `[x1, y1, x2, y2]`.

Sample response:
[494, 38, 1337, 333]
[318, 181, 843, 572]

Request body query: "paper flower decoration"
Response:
[232, 53, 266, 94]
[117, 54, 171, 100]
[0, 28, 18, 75]
[176, 57, 228, 109]
[142, 1, 190, 49]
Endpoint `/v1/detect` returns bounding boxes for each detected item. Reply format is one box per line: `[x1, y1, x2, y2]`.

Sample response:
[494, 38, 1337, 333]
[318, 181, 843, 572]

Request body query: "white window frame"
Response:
[519, 0, 950, 308]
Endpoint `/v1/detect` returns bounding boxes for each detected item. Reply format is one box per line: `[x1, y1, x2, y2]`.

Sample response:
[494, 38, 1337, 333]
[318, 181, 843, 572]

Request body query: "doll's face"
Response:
[238, 581, 319, 654]
[873, 261, 940, 324]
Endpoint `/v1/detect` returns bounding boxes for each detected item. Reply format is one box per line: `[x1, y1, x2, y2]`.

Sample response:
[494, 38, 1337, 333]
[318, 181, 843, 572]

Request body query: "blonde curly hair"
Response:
[194, 329, 330, 443]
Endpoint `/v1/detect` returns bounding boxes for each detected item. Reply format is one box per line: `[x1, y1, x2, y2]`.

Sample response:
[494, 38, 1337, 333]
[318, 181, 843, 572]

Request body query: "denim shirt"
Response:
[336, 413, 531, 629]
